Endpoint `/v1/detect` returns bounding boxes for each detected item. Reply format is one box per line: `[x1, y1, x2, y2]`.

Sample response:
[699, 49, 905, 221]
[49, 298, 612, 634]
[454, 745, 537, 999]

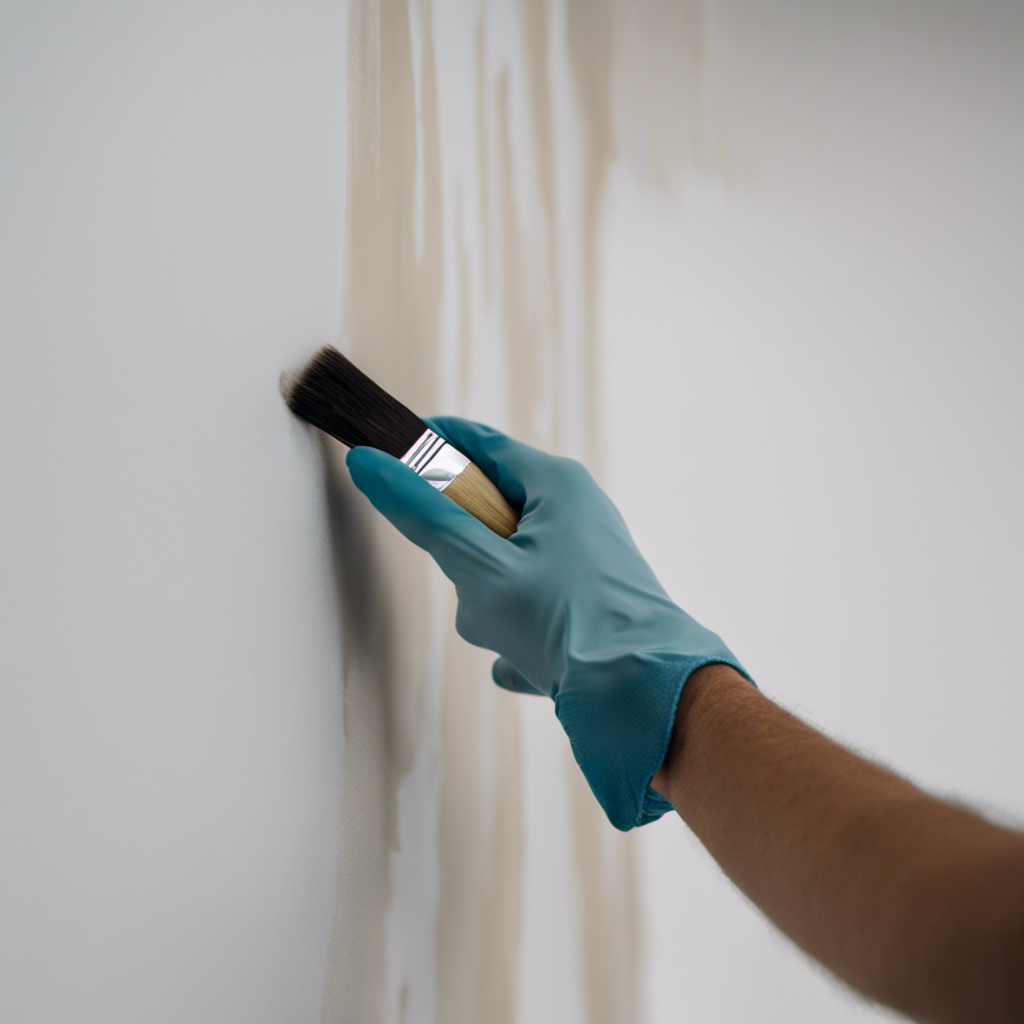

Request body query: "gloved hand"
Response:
[346, 417, 753, 830]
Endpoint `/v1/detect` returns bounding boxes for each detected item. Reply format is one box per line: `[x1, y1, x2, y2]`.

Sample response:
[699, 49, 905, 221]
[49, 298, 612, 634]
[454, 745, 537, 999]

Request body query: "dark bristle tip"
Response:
[284, 345, 427, 458]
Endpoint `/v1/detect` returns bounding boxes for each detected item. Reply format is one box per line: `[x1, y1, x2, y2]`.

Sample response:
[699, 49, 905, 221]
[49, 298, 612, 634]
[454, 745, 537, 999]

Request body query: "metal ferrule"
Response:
[400, 429, 469, 492]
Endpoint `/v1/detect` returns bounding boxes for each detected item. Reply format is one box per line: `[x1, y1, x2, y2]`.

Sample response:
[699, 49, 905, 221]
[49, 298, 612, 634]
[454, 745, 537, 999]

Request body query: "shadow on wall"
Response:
[319, 434, 406, 1024]
[316, 1, 719, 1021]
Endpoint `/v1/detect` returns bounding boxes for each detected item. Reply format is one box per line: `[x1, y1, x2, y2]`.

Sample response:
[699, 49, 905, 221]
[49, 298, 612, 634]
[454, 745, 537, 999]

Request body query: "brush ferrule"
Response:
[400, 429, 469, 492]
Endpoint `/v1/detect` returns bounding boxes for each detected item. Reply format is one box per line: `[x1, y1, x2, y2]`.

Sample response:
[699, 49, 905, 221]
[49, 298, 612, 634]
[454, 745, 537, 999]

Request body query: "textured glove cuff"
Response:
[639, 656, 756, 825]
[555, 651, 755, 831]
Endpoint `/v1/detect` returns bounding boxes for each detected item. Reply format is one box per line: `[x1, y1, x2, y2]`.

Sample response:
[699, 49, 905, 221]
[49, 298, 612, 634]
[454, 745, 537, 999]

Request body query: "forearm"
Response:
[652, 663, 1024, 1024]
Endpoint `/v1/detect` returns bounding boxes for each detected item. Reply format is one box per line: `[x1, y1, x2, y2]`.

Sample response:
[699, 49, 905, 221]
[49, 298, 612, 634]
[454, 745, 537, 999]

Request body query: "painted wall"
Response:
[2, 2, 1023, 1024]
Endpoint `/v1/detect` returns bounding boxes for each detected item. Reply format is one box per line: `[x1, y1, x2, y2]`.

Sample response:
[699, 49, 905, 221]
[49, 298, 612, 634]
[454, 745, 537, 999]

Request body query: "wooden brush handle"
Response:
[444, 461, 519, 538]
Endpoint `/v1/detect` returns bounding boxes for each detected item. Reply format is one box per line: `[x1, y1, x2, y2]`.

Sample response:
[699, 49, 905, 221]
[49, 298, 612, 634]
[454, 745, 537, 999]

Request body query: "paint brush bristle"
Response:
[283, 346, 427, 458]
[283, 345, 520, 538]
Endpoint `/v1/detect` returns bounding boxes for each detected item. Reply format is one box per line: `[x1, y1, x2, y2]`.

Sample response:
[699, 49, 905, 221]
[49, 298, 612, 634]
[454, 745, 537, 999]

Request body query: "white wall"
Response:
[607, 3, 1024, 1022]
[2, 2, 1023, 1023]
[1, 3, 349, 1021]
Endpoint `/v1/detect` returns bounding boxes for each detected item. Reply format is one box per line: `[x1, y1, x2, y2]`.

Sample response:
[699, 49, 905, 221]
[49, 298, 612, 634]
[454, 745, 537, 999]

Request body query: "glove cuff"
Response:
[555, 651, 755, 831]
[639, 656, 756, 826]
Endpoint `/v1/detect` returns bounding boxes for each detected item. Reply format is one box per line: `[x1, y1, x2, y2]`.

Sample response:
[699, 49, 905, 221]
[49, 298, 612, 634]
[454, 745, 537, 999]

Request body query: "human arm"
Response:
[651, 662, 1024, 1024]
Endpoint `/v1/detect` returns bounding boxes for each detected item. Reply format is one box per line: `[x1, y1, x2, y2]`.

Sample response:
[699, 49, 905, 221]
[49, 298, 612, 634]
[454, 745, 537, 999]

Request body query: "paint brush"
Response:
[283, 346, 519, 538]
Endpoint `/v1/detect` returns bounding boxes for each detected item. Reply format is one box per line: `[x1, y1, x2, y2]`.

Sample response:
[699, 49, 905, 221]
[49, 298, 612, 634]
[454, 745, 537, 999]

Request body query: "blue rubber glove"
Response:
[346, 417, 754, 831]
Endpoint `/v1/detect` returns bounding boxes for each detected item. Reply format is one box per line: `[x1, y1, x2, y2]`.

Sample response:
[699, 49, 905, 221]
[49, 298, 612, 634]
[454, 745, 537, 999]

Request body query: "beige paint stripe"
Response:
[321, 2, 715, 1020]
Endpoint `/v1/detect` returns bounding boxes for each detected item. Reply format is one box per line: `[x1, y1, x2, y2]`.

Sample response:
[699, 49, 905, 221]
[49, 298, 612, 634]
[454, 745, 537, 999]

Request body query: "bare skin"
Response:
[650, 663, 1024, 1024]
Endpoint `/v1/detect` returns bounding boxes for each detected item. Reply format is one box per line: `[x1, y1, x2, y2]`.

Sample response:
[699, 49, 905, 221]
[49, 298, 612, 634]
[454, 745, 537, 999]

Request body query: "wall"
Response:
[2, 4, 350, 1021]
[614, 3, 1024, 1021]
[2, 2, 1023, 1023]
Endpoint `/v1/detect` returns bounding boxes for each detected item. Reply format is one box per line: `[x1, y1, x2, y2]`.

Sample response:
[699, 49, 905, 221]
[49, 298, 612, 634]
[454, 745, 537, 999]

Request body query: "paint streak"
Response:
[520, 0, 562, 446]
[454, 185, 472, 409]
[321, 2, 713, 1020]
[323, 1, 526, 1021]
[432, 46, 525, 1024]
[495, 68, 540, 439]
[566, 0, 614, 457]
[434, 624, 524, 1022]
[612, 1, 720, 186]
[320, 0, 439, 1020]
[475, 16, 493, 308]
